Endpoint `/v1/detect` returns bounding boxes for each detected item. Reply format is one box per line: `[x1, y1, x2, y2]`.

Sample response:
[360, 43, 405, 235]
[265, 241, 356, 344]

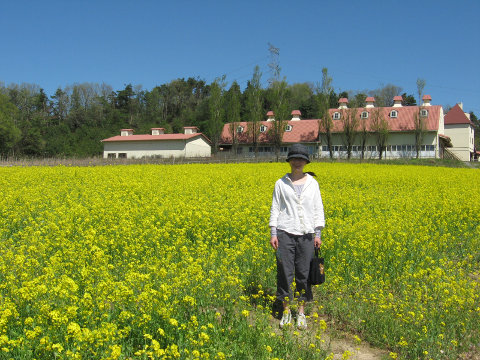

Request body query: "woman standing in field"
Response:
[269, 143, 325, 329]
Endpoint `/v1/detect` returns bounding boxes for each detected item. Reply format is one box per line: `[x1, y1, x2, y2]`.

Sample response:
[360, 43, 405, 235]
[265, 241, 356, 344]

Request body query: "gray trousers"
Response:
[276, 230, 314, 303]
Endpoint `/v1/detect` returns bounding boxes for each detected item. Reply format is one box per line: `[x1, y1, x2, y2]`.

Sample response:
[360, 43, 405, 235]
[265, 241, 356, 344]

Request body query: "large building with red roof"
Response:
[101, 127, 212, 158]
[219, 95, 465, 160]
[444, 103, 476, 161]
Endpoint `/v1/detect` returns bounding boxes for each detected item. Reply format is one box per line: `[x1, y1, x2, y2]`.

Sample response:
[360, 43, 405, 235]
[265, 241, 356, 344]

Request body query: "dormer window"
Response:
[361, 111, 369, 119]
[333, 112, 341, 120]
[260, 125, 268, 132]
[237, 126, 244, 133]
[420, 109, 428, 117]
[390, 110, 398, 118]
[285, 124, 292, 132]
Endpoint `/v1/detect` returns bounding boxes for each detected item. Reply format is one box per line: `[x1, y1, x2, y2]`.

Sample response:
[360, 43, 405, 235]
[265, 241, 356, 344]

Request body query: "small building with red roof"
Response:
[101, 127, 212, 159]
[444, 103, 476, 161]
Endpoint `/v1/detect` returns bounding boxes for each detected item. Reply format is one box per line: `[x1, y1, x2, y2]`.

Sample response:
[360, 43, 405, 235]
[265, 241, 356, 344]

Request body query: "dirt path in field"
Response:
[269, 309, 388, 359]
[323, 334, 387, 360]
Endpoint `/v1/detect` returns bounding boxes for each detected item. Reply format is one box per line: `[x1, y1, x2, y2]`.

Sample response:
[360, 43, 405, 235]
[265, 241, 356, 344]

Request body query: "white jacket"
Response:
[269, 173, 325, 235]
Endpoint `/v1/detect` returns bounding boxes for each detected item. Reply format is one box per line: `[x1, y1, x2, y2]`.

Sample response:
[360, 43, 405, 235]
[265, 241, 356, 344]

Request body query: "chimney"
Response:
[291, 110, 301, 121]
[151, 128, 165, 135]
[422, 95, 432, 107]
[393, 96, 403, 107]
[458, 102, 463, 110]
[266, 111, 275, 122]
[183, 126, 199, 134]
[365, 97, 375, 108]
[338, 98, 348, 109]
[121, 129, 134, 136]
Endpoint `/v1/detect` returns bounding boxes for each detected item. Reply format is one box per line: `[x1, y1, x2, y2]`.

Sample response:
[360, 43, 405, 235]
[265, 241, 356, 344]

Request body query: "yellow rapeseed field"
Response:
[0, 163, 478, 360]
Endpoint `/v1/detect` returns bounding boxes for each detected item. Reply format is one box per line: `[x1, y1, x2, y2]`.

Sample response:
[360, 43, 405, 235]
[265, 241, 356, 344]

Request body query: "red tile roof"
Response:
[220, 105, 443, 145]
[329, 105, 442, 132]
[266, 111, 274, 116]
[422, 95, 432, 100]
[291, 110, 301, 115]
[220, 120, 320, 144]
[365, 97, 375, 102]
[393, 96, 403, 101]
[444, 104, 474, 125]
[102, 133, 212, 143]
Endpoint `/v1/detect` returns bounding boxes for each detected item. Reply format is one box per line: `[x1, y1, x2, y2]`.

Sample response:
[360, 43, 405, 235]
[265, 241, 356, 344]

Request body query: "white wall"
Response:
[444, 123, 474, 161]
[104, 137, 211, 159]
[318, 131, 439, 159]
[185, 137, 211, 157]
[103, 140, 186, 158]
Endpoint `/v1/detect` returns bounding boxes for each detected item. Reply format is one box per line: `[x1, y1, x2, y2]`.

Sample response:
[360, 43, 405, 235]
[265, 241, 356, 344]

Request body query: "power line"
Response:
[282, 59, 480, 95]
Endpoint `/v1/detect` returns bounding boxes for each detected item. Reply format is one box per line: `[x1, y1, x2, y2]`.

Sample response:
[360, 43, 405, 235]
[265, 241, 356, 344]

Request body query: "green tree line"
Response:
[0, 70, 458, 158]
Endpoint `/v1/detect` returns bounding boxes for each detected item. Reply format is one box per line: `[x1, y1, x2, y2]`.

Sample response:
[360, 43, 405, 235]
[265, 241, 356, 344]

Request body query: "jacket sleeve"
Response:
[313, 181, 325, 230]
[269, 181, 281, 228]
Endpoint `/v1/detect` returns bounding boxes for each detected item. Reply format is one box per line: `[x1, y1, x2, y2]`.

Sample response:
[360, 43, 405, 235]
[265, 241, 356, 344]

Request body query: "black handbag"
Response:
[308, 247, 325, 285]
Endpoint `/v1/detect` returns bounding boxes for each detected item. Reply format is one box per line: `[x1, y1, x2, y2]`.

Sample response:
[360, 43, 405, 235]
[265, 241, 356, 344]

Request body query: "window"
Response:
[352, 146, 357, 152]
[249, 147, 254, 153]
[118, 153, 127, 158]
[237, 126, 244, 133]
[322, 146, 328, 152]
[108, 153, 116, 159]
[420, 109, 428, 117]
[280, 146, 288, 153]
[333, 112, 341, 120]
[285, 124, 292, 131]
[260, 125, 267, 132]
[361, 111, 369, 119]
[334, 146, 339, 152]
[427, 145, 435, 151]
[390, 110, 398, 118]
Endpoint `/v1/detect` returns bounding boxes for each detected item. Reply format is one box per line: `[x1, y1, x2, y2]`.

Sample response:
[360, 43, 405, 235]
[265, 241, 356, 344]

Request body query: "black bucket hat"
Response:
[286, 144, 310, 163]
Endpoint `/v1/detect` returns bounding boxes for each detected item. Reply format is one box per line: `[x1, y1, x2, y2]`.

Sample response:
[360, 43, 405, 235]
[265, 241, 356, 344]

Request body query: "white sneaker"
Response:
[279, 311, 292, 328]
[297, 313, 307, 329]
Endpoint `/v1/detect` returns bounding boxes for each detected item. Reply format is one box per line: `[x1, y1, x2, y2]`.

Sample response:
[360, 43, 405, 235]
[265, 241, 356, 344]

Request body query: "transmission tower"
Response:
[268, 42, 280, 86]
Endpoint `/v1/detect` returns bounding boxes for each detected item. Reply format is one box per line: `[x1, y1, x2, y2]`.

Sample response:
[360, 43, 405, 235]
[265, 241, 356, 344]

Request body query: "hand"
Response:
[314, 237, 322, 248]
[270, 236, 278, 250]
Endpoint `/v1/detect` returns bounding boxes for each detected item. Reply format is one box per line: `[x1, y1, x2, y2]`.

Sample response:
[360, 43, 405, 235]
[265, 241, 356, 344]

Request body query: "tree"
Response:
[288, 82, 313, 111]
[370, 107, 389, 159]
[317, 68, 334, 158]
[369, 83, 403, 107]
[358, 113, 369, 160]
[245, 66, 264, 157]
[339, 107, 359, 159]
[0, 94, 21, 156]
[208, 76, 226, 154]
[51, 87, 70, 125]
[226, 81, 241, 154]
[414, 78, 427, 159]
[401, 93, 417, 106]
[268, 78, 289, 161]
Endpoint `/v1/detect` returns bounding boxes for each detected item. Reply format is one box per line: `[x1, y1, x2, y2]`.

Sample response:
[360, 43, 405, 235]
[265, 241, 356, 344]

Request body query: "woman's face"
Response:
[289, 157, 308, 172]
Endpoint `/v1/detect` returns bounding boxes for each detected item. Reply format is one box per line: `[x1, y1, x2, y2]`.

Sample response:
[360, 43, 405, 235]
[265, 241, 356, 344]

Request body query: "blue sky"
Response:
[1, 0, 479, 114]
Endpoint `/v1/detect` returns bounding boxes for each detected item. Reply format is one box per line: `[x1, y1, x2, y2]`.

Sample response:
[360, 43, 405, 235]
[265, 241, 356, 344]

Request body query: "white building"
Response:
[101, 126, 212, 159]
[220, 95, 462, 160]
[444, 103, 476, 161]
